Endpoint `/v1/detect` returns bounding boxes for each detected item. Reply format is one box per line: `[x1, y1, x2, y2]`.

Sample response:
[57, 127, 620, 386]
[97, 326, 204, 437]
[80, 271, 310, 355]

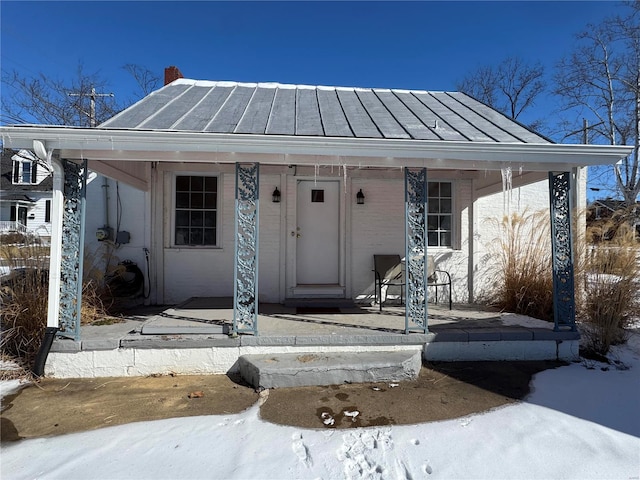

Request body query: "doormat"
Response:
[296, 307, 341, 314]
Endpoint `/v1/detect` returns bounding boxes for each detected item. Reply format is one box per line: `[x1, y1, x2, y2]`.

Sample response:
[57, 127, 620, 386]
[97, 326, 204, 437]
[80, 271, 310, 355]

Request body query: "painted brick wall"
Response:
[472, 178, 550, 302]
[350, 175, 473, 304]
[163, 172, 282, 304]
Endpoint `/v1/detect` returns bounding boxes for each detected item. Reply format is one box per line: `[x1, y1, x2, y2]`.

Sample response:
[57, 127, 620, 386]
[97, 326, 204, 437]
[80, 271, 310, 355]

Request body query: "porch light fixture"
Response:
[272, 187, 281, 203]
[356, 189, 365, 205]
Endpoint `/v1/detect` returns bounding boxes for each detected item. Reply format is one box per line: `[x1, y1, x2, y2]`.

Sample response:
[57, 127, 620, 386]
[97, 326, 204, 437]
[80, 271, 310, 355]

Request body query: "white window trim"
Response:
[427, 179, 457, 250]
[169, 172, 221, 249]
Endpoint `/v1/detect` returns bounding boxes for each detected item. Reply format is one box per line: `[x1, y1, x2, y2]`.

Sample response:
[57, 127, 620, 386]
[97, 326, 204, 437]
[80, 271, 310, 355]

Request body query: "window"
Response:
[174, 175, 218, 246]
[427, 181, 452, 247]
[12, 159, 38, 184]
[45, 200, 51, 223]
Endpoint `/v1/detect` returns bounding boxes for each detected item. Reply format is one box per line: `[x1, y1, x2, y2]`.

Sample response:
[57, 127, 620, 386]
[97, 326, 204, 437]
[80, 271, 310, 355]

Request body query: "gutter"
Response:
[0, 126, 633, 169]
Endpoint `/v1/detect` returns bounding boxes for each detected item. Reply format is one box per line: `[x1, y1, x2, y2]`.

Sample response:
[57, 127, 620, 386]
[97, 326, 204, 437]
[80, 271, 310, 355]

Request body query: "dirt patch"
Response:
[1, 374, 258, 442]
[260, 361, 564, 429]
[1, 361, 563, 441]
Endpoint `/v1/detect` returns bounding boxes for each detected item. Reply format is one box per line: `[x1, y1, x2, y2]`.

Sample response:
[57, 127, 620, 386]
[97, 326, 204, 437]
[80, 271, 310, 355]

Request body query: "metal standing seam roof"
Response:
[100, 79, 551, 144]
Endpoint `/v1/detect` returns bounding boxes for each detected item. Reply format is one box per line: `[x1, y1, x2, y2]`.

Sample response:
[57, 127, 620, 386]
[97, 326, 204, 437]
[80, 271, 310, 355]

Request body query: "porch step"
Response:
[237, 350, 422, 389]
[283, 298, 355, 309]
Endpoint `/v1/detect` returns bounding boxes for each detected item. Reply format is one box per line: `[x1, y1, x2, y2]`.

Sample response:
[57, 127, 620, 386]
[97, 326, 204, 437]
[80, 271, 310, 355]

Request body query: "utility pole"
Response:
[68, 87, 114, 127]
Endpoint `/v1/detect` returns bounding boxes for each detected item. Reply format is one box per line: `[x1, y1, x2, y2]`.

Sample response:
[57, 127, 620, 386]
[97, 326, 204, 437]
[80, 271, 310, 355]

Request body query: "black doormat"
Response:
[296, 307, 341, 314]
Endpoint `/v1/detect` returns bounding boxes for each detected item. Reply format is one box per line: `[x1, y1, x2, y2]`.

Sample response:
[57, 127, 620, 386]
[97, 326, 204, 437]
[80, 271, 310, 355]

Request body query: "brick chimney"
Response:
[164, 66, 184, 85]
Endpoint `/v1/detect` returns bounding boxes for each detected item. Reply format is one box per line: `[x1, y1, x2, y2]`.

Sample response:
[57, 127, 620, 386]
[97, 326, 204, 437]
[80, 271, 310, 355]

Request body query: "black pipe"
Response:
[32, 326, 59, 377]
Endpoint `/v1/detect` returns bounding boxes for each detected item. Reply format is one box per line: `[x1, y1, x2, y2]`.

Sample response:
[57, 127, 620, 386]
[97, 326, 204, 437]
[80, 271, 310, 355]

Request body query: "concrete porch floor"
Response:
[46, 298, 580, 378]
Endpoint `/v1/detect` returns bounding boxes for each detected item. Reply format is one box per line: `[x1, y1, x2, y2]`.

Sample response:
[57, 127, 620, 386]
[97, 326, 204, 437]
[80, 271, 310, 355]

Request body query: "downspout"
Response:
[33, 155, 64, 376]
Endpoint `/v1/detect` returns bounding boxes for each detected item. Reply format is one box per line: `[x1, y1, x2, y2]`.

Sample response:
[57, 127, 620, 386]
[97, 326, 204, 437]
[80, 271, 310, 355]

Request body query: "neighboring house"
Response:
[0, 148, 53, 241]
[0, 71, 632, 338]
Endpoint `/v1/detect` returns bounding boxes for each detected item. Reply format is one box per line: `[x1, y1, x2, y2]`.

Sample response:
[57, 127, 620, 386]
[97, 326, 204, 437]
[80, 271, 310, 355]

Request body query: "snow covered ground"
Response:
[1, 332, 639, 480]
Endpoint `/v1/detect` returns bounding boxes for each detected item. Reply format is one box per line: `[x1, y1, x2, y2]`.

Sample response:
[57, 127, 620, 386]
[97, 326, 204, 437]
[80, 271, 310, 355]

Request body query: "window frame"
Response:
[12, 159, 38, 185]
[171, 173, 220, 248]
[426, 180, 455, 249]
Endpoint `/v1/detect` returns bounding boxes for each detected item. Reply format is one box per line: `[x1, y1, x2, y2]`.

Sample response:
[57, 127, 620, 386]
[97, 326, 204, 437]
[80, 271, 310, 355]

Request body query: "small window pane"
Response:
[190, 211, 203, 227]
[428, 199, 439, 213]
[190, 229, 203, 245]
[204, 177, 217, 191]
[191, 192, 204, 209]
[203, 228, 216, 245]
[428, 182, 439, 197]
[428, 232, 439, 246]
[440, 232, 451, 246]
[427, 215, 438, 230]
[204, 211, 216, 227]
[176, 176, 190, 191]
[440, 182, 452, 197]
[176, 210, 189, 226]
[204, 193, 217, 209]
[176, 192, 190, 208]
[191, 176, 203, 191]
[311, 190, 324, 202]
[440, 215, 451, 230]
[175, 228, 189, 245]
[440, 199, 452, 213]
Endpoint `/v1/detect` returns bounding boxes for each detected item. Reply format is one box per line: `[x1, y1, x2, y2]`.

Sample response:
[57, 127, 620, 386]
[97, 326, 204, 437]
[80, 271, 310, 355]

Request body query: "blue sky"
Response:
[1, 1, 619, 133]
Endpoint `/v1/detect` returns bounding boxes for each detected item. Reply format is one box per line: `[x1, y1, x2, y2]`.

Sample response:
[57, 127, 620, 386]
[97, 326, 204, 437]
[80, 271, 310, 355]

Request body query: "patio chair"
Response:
[373, 254, 453, 311]
[427, 255, 452, 310]
[373, 254, 405, 312]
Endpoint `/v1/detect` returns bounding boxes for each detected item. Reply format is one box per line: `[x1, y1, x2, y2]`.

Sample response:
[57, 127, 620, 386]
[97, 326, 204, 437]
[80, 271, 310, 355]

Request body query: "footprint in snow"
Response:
[292, 434, 313, 467]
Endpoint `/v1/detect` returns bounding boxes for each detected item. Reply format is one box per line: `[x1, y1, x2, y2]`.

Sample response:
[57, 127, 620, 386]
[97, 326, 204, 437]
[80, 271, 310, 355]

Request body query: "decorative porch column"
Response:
[233, 163, 259, 335]
[57, 159, 88, 341]
[549, 171, 577, 331]
[405, 168, 428, 334]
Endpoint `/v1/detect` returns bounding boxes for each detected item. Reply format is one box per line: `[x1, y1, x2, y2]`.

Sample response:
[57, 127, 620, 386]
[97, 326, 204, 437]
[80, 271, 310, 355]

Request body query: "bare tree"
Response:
[457, 55, 546, 127]
[1, 64, 120, 126]
[554, 2, 640, 205]
[1, 63, 161, 127]
[122, 63, 161, 98]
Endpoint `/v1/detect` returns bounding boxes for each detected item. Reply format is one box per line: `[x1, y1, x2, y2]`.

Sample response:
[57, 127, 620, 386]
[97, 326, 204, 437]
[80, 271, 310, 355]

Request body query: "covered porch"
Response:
[44, 298, 580, 378]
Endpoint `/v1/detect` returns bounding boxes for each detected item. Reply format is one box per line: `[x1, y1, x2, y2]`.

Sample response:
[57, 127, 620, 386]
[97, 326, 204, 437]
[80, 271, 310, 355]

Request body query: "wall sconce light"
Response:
[356, 189, 365, 205]
[272, 187, 281, 203]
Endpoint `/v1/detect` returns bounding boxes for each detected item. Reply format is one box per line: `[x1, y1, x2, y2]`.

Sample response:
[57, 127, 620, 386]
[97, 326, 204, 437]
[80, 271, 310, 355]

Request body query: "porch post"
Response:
[549, 171, 577, 331]
[58, 159, 88, 341]
[233, 162, 259, 335]
[405, 167, 428, 334]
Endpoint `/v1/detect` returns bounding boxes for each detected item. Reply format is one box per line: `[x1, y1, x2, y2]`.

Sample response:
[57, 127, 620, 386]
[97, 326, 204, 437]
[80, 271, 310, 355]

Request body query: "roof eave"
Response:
[1, 125, 633, 172]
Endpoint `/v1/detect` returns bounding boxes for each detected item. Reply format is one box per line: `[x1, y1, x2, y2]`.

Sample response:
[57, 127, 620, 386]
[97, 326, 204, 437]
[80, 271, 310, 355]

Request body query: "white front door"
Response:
[296, 180, 340, 284]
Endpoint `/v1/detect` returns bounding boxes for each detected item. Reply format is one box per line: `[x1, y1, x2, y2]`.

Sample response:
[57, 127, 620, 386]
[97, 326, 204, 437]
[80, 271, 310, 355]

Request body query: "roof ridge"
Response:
[171, 78, 454, 95]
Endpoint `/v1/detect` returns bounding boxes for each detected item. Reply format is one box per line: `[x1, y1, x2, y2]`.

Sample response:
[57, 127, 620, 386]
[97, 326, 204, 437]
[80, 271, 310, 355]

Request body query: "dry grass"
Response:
[488, 211, 554, 322]
[577, 222, 640, 355]
[0, 239, 114, 368]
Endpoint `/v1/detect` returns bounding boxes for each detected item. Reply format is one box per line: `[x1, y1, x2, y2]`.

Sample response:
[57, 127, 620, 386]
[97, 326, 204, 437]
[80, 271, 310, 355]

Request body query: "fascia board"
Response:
[1, 126, 634, 169]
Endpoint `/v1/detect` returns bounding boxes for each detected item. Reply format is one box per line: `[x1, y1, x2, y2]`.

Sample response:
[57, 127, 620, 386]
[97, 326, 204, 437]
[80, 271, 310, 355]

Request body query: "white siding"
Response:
[84, 172, 149, 283]
[24, 194, 52, 238]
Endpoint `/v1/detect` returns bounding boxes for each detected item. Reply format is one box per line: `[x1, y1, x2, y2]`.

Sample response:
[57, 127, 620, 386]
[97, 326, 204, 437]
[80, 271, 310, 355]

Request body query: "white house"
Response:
[0, 76, 632, 341]
[0, 149, 53, 241]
